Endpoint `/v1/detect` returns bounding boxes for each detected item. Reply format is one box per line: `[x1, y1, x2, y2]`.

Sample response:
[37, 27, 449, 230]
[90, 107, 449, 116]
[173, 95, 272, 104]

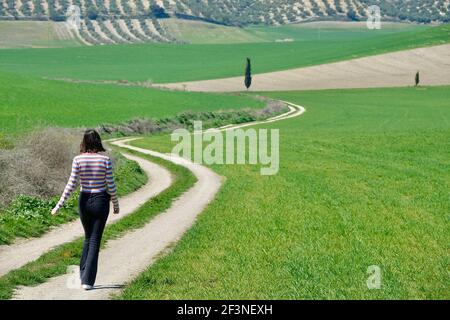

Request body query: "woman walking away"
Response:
[51, 129, 120, 290]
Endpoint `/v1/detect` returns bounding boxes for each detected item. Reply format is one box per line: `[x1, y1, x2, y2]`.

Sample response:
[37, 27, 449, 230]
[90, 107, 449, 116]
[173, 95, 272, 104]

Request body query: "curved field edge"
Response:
[0, 24, 448, 83]
[0, 149, 196, 300]
[118, 86, 450, 299]
[161, 43, 450, 92]
[0, 72, 264, 136]
[0, 151, 147, 245]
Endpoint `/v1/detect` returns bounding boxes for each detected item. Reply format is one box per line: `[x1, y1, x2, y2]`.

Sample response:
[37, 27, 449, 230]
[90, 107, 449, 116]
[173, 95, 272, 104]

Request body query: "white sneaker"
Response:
[82, 284, 94, 290]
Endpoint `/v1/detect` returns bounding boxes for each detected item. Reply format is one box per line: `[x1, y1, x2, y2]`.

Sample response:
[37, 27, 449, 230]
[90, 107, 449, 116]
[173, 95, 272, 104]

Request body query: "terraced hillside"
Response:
[0, 1, 178, 45]
[76, 17, 176, 45]
[0, 1, 449, 34]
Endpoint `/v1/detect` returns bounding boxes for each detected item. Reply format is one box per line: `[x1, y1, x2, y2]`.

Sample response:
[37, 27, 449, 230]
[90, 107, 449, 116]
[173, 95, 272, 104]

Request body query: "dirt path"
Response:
[159, 44, 450, 92]
[12, 101, 305, 300]
[0, 153, 172, 277]
[13, 140, 223, 300]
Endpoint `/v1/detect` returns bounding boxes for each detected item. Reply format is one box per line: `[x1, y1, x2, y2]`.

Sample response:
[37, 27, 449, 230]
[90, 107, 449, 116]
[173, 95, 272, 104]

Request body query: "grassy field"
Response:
[0, 72, 263, 136]
[0, 19, 448, 300]
[0, 21, 81, 49]
[0, 24, 448, 83]
[120, 86, 450, 299]
[245, 21, 428, 42]
[161, 19, 265, 44]
[164, 19, 426, 44]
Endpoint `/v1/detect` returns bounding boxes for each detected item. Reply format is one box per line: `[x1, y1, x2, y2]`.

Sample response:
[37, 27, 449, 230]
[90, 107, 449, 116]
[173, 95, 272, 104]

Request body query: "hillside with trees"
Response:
[0, 0, 448, 45]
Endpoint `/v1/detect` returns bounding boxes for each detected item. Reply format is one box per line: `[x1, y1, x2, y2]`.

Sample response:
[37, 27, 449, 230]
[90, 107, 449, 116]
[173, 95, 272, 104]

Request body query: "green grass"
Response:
[0, 24, 448, 83]
[0, 21, 81, 49]
[163, 20, 424, 44]
[161, 19, 265, 44]
[0, 149, 196, 300]
[246, 21, 427, 42]
[0, 151, 147, 245]
[0, 72, 263, 136]
[119, 86, 450, 299]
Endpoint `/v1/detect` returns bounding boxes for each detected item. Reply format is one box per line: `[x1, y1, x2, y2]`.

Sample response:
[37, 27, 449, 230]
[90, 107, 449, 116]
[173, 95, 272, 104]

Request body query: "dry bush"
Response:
[98, 100, 289, 136]
[0, 134, 13, 150]
[0, 128, 82, 207]
[255, 100, 288, 118]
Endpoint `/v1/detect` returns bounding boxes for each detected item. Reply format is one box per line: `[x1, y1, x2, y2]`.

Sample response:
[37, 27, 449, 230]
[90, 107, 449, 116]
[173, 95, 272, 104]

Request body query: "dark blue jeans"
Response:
[78, 191, 110, 286]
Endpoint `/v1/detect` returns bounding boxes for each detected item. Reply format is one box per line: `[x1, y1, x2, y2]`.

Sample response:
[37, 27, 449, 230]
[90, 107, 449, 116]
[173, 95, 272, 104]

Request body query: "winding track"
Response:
[11, 101, 305, 300]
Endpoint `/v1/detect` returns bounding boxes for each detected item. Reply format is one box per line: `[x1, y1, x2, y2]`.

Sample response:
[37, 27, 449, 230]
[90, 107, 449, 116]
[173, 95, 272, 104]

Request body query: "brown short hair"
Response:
[80, 129, 106, 153]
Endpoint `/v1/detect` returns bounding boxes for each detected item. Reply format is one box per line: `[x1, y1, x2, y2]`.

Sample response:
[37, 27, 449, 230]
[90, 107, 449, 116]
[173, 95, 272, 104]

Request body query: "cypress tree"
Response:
[244, 58, 252, 90]
[415, 71, 420, 87]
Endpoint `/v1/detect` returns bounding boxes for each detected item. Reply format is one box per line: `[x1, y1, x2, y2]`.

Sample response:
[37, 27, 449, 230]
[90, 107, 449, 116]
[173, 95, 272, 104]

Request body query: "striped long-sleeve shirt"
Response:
[55, 154, 119, 211]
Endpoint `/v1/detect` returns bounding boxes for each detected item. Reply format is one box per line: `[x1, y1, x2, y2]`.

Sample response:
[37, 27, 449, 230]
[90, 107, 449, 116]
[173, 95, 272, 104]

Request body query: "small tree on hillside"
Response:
[347, 9, 358, 21]
[415, 71, 420, 87]
[244, 58, 252, 90]
[87, 7, 99, 20]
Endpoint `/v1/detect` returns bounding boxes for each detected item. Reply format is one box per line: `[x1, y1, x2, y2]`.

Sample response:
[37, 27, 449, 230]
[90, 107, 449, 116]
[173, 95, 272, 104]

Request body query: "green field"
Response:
[162, 20, 422, 44]
[0, 19, 449, 300]
[247, 21, 428, 41]
[0, 72, 263, 135]
[0, 24, 448, 83]
[161, 19, 265, 44]
[120, 86, 450, 299]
